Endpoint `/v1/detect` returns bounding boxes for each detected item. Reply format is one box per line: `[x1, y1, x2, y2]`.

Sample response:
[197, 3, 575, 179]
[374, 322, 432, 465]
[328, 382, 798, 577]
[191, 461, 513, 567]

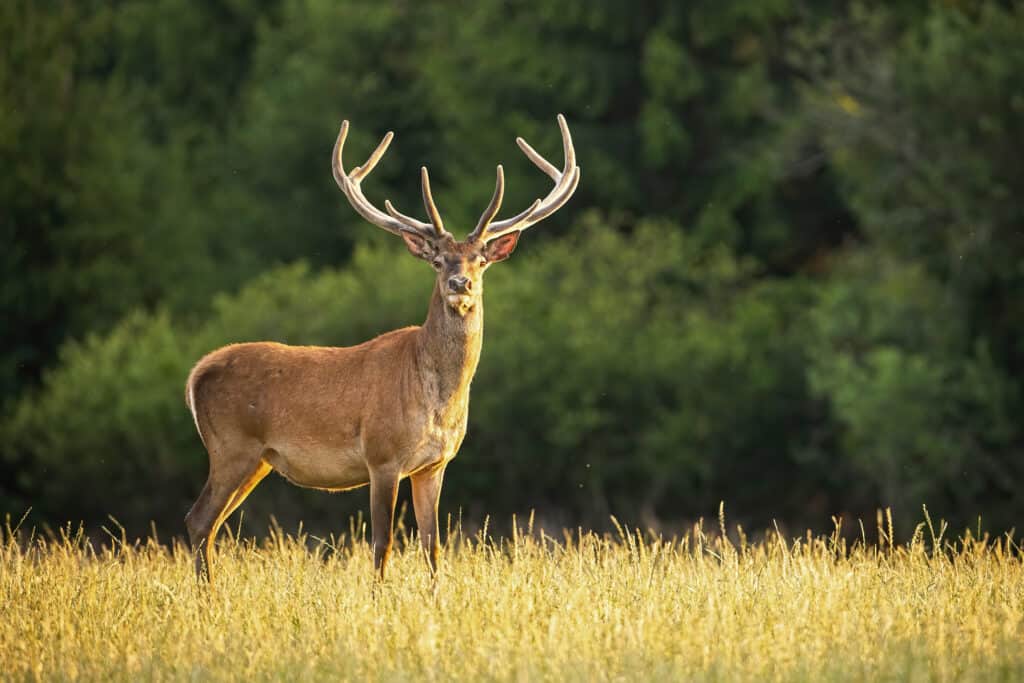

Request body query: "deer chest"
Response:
[403, 403, 468, 476]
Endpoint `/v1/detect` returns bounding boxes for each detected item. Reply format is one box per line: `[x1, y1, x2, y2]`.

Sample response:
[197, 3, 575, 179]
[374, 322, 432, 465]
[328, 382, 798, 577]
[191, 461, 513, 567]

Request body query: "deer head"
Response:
[332, 115, 580, 317]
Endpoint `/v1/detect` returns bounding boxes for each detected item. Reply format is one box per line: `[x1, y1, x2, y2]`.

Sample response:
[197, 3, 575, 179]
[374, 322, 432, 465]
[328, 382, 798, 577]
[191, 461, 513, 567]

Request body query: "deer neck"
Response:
[415, 282, 484, 405]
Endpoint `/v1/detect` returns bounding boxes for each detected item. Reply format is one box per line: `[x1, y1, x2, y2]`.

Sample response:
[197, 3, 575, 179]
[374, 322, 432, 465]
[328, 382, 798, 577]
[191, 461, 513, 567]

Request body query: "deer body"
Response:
[187, 283, 480, 492]
[185, 115, 578, 581]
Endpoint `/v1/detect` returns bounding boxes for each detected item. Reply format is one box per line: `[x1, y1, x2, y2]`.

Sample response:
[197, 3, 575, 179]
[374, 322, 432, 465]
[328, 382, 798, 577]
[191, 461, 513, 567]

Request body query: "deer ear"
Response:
[401, 232, 436, 260]
[484, 232, 520, 263]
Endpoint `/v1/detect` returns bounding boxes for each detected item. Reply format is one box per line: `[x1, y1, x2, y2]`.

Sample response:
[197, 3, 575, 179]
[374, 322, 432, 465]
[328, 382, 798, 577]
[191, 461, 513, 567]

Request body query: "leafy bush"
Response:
[7, 213, 1024, 536]
[470, 214, 816, 525]
[4, 219, 823, 534]
[807, 250, 1022, 527]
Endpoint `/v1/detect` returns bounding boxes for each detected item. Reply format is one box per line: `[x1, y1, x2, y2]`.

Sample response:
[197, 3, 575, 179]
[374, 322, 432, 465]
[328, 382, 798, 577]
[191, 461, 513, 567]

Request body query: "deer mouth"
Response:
[446, 293, 475, 316]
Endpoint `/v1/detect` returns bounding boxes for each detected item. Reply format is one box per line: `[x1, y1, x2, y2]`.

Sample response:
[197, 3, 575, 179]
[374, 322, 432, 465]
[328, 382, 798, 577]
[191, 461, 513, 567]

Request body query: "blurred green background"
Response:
[3, 0, 1022, 539]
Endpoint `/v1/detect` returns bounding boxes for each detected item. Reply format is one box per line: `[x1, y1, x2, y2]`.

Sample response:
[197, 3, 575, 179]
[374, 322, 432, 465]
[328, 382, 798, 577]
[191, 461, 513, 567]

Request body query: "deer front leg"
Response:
[411, 465, 445, 575]
[369, 469, 400, 580]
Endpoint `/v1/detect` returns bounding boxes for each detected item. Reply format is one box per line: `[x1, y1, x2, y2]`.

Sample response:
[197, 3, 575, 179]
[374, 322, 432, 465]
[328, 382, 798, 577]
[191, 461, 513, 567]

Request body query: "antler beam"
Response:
[468, 114, 581, 242]
[332, 121, 448, 239]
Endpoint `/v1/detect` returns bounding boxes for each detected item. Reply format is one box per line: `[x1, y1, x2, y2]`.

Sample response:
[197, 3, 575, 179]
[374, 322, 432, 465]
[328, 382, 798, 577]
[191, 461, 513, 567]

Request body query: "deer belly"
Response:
[262, 442, 369, 491]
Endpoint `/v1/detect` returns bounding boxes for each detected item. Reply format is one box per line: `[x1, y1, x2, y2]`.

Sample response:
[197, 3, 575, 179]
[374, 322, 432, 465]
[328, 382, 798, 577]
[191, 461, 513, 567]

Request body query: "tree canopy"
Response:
[3, 0, 1022, 537]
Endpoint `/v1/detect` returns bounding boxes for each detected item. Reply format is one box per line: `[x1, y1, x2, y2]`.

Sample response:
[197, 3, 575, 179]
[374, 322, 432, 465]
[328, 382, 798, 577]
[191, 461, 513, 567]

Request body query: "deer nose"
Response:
[448, 275, 471, 293]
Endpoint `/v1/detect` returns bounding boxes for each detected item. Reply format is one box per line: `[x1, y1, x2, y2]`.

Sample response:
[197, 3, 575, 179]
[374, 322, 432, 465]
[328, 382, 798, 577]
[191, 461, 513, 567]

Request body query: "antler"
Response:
[468, 114, 581, 243]
[332, 121, 449, 239]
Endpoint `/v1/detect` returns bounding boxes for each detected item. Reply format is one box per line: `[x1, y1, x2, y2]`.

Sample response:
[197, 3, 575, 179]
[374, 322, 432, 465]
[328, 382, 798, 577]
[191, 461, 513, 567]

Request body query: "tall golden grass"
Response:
[2, 508, 1022, 681]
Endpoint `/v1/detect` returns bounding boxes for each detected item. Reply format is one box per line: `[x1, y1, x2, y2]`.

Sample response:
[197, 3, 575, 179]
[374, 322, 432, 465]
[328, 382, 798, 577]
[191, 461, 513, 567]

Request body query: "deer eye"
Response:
[478, 257, 488, 267]
[431, 258, 443, 270]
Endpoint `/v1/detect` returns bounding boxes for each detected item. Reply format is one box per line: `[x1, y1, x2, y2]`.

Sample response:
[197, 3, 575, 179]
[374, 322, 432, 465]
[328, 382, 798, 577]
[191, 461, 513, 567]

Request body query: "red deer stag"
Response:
[184, 115, 580, 580]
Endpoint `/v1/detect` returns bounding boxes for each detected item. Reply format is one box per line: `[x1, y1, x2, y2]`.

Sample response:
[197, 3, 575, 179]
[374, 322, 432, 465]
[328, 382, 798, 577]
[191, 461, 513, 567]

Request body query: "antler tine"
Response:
[556, 113, 576, 174]
[384, 199, 431, 231]
[515, 137, 560, 181]
[332, 121, 443, 239]
[474, 114, 580, 242]
[420, 167, 447, 236]
[350, 130, 394, 182]
[467, 165, 506, 241]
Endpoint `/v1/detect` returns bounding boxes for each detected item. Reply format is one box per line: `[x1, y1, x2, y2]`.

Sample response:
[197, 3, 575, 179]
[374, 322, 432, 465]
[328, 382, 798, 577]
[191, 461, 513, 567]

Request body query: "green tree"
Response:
[0, 0, 278, 401]
[798, 2, 1024, 530]
[5, 218, 827, 534]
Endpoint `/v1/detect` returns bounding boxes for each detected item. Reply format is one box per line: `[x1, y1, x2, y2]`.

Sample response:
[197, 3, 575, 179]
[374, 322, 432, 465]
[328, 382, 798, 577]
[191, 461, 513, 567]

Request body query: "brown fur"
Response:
[184, 239, 503, 581]
[185, 116, 577, 582]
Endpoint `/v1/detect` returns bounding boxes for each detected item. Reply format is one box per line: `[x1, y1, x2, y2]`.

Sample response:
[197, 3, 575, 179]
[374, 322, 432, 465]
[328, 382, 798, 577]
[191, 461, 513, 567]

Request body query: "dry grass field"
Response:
[2, 509, 1022, 682]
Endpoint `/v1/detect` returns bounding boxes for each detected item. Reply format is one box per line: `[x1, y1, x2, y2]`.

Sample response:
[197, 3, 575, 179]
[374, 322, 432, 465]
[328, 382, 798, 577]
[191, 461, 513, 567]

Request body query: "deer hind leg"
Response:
[219, 458, 273, 527]
[185, 454, 270, 582]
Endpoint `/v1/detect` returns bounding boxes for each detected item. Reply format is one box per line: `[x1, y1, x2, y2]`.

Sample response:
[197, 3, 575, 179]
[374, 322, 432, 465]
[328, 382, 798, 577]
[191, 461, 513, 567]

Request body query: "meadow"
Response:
[2, 510, 1022, 682]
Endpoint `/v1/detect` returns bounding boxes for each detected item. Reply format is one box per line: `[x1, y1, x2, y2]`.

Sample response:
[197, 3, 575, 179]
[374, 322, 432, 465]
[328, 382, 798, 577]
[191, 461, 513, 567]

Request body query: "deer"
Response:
[183, 115, 580, 581]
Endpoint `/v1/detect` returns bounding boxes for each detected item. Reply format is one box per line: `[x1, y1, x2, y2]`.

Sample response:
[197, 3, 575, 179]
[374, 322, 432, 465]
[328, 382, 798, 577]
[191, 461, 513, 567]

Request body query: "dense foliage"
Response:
[3, 0, 1021, 536]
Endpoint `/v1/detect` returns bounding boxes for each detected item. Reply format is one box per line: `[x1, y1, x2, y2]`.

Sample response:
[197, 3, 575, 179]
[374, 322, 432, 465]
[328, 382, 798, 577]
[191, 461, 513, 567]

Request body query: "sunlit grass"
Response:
[2, 509, 1022, 682]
